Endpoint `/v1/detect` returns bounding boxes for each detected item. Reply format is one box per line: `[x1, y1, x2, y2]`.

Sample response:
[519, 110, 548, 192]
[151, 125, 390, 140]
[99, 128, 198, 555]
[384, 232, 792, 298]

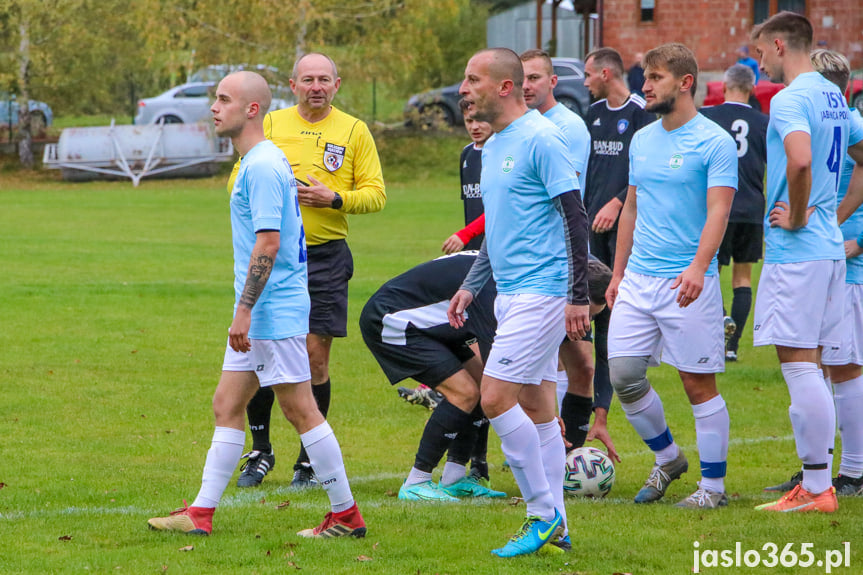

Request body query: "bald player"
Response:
[148, 72, 366, 539]
[450, 48, 590, 557]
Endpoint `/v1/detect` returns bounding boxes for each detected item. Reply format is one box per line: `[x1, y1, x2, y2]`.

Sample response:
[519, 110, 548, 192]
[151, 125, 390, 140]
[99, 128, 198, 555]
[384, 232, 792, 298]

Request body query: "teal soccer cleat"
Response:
[440, 476, 506, 498]
[398, 480, 459, 502]
[491, 509, 563, 558]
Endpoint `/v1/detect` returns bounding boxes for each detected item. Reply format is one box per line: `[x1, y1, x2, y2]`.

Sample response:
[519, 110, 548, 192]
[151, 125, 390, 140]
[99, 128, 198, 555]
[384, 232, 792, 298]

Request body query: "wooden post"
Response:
[536, 0, 543, 49]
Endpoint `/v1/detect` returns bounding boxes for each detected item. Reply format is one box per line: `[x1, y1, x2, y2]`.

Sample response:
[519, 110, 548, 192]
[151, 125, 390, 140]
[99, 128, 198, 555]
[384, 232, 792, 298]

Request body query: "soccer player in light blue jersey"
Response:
[751, 13, 863, 513]
[448, 48, 591, 558]
[149, 72, 365, 538]
[605, 43, 738, 509]
[520, 49, 621, 464]
[811, 50, 863, 497]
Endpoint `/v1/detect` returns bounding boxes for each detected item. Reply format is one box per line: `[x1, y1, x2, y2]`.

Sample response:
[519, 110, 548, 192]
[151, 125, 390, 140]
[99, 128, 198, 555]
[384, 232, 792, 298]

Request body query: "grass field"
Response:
[0, 135, 861, 574]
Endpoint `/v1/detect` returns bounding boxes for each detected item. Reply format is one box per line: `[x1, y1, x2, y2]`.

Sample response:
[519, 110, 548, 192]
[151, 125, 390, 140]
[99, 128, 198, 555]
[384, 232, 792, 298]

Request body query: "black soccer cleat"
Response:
[236, 450, 275, 488]
[763, 470, 802, 492]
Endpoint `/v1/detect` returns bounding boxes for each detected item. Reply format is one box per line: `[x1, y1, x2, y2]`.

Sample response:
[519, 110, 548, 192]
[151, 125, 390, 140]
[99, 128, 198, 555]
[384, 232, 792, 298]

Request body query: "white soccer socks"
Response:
[621, 387, 679, 465]
[301, 421, 355, 513]
[490, 404, 556, 520]
[192, 426, 246, 508]
[783, 362, 835, 494]
[833, 375, 863, 479]
[692, 395, 729, 494]
[536, 419, 568, 536]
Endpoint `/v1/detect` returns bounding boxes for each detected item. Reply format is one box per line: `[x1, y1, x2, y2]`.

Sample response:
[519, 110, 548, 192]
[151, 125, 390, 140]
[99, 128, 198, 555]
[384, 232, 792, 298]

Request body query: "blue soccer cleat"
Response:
[398, 480, 458, 502]
[491, 509, 563, 558]
[440, 476, 506, 498]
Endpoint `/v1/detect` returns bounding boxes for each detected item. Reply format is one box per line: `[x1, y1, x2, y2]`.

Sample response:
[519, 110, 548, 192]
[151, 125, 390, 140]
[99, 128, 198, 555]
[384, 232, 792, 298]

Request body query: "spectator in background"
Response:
[627, 52, 645, 97]
[736, 46, 761, 83]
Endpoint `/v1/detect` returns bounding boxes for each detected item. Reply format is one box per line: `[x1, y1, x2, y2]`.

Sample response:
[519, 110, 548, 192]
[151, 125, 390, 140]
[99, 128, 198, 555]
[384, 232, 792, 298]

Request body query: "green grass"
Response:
[0, 139, 861, 574]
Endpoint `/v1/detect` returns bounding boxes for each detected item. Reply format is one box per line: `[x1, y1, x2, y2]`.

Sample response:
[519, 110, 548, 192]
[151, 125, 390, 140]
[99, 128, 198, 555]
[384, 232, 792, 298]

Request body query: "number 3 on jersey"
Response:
[826, 126, 842, 193]
[730, 119, 749, 158]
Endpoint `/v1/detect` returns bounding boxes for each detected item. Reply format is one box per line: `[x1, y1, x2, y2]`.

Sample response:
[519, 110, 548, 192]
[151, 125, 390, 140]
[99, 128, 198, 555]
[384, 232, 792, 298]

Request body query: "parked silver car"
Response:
[134, 81, 292, 125]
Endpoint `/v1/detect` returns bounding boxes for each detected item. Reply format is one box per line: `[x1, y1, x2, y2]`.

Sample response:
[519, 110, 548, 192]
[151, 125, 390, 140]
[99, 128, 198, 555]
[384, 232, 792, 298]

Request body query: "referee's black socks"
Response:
[295, 379, 331, 469]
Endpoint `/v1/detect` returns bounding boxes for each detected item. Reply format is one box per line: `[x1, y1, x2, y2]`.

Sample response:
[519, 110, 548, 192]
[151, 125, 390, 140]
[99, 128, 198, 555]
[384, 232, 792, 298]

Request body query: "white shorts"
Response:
[608, 271, 725, 374]
[821, 283, 863, 367]
[753, 260, 845, 349]
[484, 293, 565, 385]
[222, 335, 311, 387]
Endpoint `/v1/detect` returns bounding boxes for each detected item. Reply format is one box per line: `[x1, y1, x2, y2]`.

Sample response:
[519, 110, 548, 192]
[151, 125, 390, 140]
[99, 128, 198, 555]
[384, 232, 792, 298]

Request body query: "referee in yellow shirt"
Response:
[229, 53, 386, 488]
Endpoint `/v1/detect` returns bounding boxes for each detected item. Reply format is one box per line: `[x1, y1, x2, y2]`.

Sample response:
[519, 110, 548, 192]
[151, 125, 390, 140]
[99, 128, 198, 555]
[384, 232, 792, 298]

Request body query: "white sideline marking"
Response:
[0, 435, 797, 521]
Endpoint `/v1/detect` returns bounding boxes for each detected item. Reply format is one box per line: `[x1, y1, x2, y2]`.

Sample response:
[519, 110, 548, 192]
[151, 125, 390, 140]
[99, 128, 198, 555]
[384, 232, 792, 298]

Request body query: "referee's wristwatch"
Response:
[331, 192, 343, 210]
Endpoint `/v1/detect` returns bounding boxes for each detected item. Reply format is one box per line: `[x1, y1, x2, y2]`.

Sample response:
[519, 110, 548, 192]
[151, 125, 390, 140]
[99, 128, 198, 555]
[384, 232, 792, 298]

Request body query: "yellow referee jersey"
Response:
[228, 105, 386, 246]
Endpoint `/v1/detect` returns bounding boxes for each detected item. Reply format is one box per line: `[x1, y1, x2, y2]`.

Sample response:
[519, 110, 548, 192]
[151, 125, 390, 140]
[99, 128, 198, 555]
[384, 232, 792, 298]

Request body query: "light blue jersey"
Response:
[230, 140, 309, 339]
[481, 109, 580, 296]
[544, 102, 591, 193]
[764, 72, 863, 263]
[627, 114, 738, 278]
[838, 110, 863, 284]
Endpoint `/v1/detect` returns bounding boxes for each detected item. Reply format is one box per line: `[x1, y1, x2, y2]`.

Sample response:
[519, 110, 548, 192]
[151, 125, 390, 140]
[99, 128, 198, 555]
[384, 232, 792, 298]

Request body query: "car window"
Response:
[176, 85, 210, 98]
[553, 65, 583, 80]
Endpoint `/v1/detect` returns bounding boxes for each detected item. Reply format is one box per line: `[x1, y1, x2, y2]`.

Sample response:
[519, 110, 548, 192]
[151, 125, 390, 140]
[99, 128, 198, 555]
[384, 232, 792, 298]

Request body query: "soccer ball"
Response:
[563, 446, 615, 498]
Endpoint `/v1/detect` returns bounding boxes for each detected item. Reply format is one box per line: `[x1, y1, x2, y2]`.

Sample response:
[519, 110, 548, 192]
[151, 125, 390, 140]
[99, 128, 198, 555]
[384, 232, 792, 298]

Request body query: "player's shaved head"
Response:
[222, 71, 272, 118]
[478, 48, 524, 92]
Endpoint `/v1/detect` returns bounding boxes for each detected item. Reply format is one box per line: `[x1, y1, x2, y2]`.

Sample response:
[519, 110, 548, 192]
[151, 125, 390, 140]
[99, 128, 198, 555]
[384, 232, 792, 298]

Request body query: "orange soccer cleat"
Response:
[755, 484, 838, 513]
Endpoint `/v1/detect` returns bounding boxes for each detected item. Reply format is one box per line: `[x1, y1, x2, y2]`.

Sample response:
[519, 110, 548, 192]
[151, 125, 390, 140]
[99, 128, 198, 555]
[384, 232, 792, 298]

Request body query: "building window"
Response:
[640, 0, 655, 22]
[754, 0, 805, 24]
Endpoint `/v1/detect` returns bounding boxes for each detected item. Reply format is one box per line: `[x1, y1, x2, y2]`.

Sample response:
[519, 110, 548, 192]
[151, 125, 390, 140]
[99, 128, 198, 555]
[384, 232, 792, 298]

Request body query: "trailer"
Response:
[43, 121, 234, 186]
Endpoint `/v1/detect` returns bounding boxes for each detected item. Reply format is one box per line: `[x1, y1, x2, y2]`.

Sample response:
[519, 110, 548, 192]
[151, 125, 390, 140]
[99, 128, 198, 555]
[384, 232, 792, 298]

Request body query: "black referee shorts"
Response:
[718, 222, 763, 266]
[307, 239, 354, 337]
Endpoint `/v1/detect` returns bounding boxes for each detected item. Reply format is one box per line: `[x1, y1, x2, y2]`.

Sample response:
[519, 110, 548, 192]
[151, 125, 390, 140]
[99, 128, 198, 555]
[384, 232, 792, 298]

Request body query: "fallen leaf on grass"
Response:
[259, 497, 266, 504]
[284, 542, 297, 549]
[286, 560, 301, 569]
[830, 521, 840, 527]
[372, 542, 379, 550]
[179, 545, 194, 552]
[161, 566, 168, 572]
[385, 489, 397, 497]
[276, 500, 291, 509]
[266, 550, 271, 557]
[508, 497, 524, 506]
[356, 555, 373, 562]
[612, 572, 633, 574]
[0, 483, 6, 490]
[58, 535, 72, 541]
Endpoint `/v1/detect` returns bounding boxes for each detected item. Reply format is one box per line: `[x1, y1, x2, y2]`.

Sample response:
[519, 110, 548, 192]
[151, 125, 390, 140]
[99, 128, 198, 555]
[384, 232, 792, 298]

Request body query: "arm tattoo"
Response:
[238, 252, 274, 309]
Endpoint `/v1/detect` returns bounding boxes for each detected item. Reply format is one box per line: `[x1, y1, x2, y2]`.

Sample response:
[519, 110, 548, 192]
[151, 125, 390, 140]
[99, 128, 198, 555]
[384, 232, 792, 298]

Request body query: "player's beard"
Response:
[646, 94, 675, 115]
[470, 95, 503, 124]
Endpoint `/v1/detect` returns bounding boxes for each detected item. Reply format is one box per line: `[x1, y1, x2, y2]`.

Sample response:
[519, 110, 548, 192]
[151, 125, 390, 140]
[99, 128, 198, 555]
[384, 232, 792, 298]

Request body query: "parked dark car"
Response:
[405, 57, 591, 126]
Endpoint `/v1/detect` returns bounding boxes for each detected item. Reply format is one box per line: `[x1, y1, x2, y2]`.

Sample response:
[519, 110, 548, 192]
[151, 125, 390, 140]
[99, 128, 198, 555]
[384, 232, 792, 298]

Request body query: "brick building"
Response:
[599, 0, 863, 71]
